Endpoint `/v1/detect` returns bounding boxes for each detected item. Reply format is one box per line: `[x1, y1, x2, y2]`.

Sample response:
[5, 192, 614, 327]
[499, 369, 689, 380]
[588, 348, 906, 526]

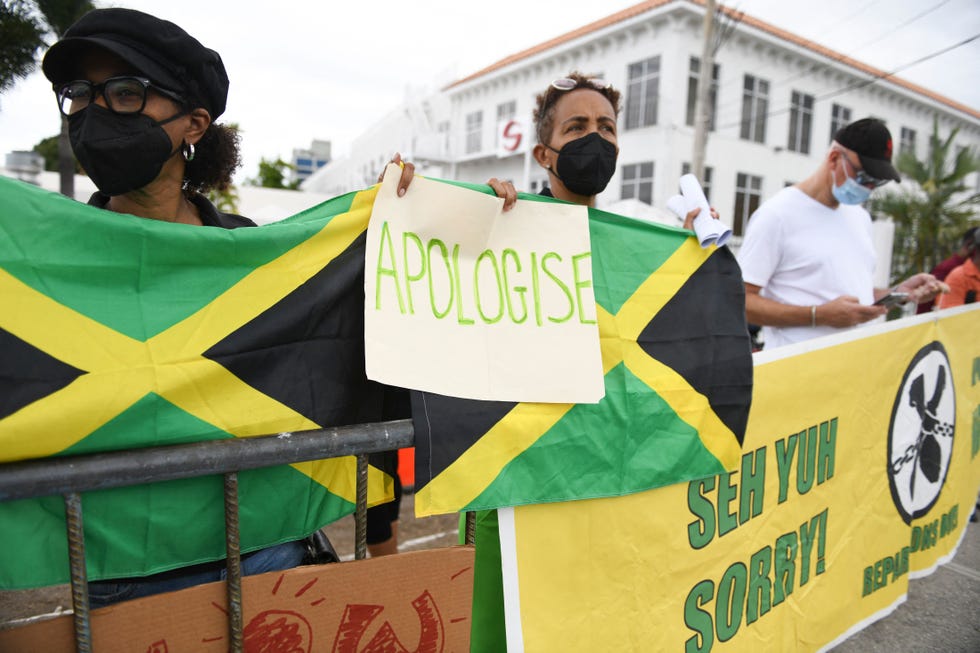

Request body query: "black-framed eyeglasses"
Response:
[842, 154, 889, 189]
[55, 76, 186, 117]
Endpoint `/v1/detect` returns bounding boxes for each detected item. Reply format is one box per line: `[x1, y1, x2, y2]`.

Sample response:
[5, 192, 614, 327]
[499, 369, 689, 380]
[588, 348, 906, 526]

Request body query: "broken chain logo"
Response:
[887, 341, 956, 524]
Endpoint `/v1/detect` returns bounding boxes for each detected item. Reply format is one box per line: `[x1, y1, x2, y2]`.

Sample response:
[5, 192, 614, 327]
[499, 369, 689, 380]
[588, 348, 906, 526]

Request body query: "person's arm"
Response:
[487, 177, 518, 211]
[380, 152, 415, 197]
[745, 283, 886, 328]
[380, 153, 518, 211]
[935, 269, 966, 309]
[887, 272, 949, 305]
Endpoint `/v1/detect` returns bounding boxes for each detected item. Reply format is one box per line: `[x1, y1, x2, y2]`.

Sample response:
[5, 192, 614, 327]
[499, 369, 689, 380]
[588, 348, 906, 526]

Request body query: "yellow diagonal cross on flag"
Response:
[0, 178, 424, 589]
[415, 238, 743, 515]
[0, 188, 381, 503]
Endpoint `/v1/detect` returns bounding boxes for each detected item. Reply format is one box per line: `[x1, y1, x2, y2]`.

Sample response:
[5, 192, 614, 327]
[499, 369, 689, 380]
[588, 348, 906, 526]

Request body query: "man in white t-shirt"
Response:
[737, 118, 947, 349]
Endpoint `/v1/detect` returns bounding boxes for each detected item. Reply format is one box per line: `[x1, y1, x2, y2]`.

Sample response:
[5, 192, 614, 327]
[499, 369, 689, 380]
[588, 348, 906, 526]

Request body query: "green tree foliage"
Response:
[0, 0, 45, 96]
[33, 132, 80, 172]
[33, 0, 92, 35]
[870, 117, 980, 283]
[208, 184, 241, 214]
[248, 157, 300, 190]
[33, 134, 58, 170]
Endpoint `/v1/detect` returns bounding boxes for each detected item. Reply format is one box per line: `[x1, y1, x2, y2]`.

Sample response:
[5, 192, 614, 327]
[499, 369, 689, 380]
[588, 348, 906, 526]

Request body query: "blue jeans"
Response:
[87, 539, 308, 608]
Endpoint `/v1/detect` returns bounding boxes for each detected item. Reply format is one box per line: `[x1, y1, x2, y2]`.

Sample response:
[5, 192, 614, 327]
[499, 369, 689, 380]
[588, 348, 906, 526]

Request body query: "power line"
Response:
[713, 0, 957, 118]
[716, 31, 980, 132]
[815, 31, 980, 103]
[767, 0, 953, 98]
[710, 0, 884, 106]
[848, 0, 951, 53]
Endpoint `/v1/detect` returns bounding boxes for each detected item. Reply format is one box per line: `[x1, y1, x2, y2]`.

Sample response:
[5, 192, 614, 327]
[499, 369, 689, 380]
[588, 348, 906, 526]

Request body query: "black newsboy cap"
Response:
[42, 8, 229, 119]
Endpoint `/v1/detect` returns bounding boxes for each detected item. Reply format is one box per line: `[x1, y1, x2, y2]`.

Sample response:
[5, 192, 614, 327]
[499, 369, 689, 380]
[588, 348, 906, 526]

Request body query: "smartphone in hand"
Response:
[873, 292, 909, 308]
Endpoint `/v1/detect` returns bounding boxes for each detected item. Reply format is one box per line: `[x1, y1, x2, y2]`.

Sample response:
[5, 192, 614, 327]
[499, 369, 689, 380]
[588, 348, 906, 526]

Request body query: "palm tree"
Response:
[871, 117, 980, 283]
[0, 1, 44, 97]
[33, 0, 95, 197]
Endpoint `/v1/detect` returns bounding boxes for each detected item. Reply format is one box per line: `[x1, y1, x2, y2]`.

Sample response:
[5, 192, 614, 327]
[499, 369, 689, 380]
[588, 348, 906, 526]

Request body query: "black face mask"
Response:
[68, 104, 185, 196]
[546, 132, 618, 197]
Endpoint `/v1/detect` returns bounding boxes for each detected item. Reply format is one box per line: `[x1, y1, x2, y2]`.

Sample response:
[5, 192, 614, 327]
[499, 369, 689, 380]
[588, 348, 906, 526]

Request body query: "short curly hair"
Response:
[183, 122, 241, 194]
[533, 71, 622, 145]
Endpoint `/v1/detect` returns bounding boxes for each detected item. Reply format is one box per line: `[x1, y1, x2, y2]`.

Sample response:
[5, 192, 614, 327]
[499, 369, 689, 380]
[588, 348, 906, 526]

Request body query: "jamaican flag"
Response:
[412, 200, 753, 516]
[0, 177, 398, 589]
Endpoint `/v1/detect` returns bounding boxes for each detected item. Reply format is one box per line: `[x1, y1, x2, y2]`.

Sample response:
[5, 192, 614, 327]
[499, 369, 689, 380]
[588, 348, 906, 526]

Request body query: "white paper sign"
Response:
[365, 164, 604, 403]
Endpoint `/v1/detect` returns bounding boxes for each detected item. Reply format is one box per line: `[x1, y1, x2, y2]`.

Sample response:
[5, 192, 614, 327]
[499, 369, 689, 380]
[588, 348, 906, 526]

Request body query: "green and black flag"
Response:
[0, 178, 397, 588]
[412, 201, 753, 516]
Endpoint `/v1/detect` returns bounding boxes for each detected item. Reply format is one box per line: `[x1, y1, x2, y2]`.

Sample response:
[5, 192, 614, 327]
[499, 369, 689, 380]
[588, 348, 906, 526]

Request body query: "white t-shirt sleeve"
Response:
[736, 201, 782, 288]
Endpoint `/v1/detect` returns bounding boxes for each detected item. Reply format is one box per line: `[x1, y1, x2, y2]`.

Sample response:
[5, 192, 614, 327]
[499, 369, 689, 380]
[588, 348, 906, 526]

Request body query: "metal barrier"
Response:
[0, 418, 476, 652]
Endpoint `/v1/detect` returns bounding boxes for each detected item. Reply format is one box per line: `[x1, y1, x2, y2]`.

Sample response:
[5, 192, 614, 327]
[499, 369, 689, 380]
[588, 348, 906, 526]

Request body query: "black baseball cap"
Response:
[42, 8, 229, 119]
[833, 118, 901, 183]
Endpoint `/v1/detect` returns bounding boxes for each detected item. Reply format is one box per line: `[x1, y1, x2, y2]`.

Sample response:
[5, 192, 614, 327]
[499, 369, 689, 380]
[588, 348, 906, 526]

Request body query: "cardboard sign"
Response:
[365, 165, 604, 403]
[0, 546, 474, 653]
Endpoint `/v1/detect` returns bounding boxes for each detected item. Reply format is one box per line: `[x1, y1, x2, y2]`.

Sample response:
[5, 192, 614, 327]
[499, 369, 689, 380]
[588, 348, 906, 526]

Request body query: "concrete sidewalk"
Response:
[831, 516, 980, 652]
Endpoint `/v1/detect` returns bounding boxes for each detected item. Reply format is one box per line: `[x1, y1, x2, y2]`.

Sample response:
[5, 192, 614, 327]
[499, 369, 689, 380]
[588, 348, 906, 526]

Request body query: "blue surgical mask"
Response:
[831, 168, 872, 205]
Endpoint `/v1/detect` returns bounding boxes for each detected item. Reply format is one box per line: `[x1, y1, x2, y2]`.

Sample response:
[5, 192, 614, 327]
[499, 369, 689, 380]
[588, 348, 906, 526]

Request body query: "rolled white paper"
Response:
[666, 194, 688, 220]
[678, 173, 733, 248]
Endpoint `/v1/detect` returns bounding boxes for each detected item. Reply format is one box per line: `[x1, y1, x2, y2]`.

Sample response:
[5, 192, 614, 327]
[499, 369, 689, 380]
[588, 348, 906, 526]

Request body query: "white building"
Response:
[290, 139, 332, 186]
[304, 0, 980, 243]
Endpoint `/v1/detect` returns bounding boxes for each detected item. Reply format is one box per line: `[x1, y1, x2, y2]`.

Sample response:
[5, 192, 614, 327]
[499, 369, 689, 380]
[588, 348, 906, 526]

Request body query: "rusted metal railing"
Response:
[0, 419, 437, 652]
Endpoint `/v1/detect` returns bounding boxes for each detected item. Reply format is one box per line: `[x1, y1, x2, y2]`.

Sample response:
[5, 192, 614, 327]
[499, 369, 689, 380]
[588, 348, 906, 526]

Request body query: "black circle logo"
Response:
[887, 341, 956, 524]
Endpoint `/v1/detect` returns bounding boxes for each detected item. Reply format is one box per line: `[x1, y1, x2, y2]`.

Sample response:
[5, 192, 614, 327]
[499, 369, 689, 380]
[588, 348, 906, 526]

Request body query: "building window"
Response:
[625, 56, 660, 130]
[740, 75, 769, 143]
[830, 104, 851, 141]
[465, 111, 483, 154]
[787, 91, 814, 154]
[900, 127, 916, 157]
[685, 57, 719, 129]
[733, 172, 762, 236]
[622, 162, 655, 204]
[496, 100, 517, 147]
[681, 163, 713, 202]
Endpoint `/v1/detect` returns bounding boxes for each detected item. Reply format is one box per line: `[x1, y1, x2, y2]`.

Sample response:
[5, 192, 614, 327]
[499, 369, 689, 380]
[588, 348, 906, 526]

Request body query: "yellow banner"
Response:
[500, 306, 980, 652]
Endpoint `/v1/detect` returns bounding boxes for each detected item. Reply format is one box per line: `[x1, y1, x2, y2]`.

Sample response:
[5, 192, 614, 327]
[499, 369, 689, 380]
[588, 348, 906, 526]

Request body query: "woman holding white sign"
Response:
[463, 73, 723, 652]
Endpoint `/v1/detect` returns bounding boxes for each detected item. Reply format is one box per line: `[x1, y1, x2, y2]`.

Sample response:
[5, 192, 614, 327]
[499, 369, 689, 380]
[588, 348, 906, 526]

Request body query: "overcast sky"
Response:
[1, 0, 977, 184]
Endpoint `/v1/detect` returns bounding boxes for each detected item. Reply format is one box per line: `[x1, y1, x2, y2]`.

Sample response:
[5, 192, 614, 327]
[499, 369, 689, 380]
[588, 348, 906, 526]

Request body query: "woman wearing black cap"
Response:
[44, 9, 232, 225]
[41, 7, 418, 225]
[39, 7, 415, 606]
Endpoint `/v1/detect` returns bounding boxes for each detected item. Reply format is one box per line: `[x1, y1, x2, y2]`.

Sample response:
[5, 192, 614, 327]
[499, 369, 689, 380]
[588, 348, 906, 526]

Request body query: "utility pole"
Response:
[692, 0, 716, 180]
[58, 116, 75, 199]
